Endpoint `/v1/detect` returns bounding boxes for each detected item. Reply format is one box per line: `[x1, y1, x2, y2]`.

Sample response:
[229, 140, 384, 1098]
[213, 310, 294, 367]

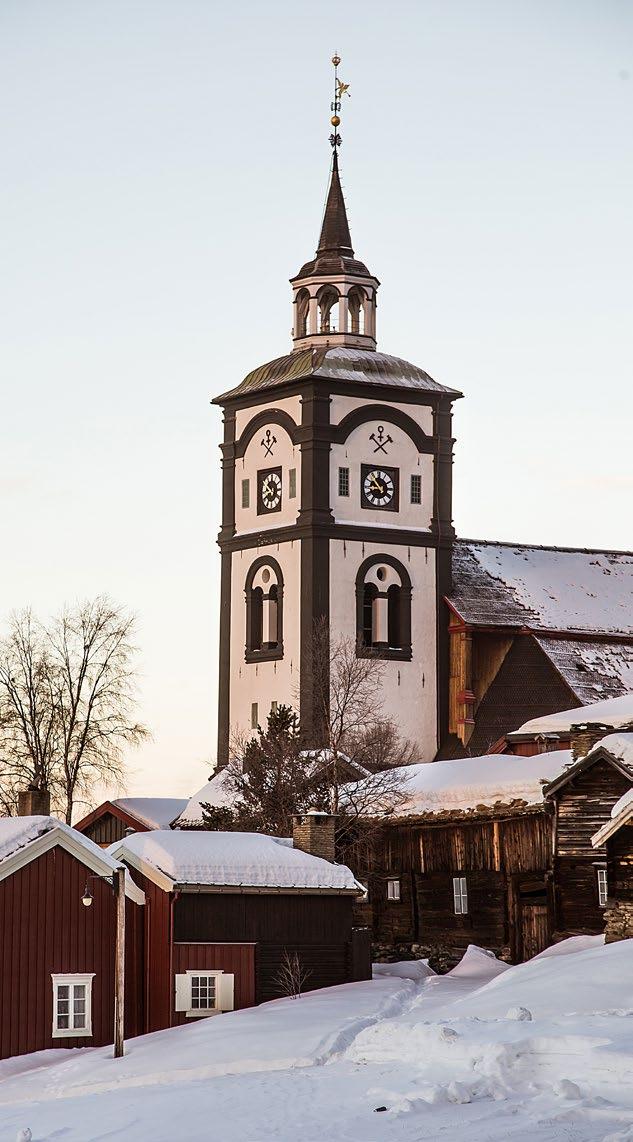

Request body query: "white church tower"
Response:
[213, 56, 461, 765]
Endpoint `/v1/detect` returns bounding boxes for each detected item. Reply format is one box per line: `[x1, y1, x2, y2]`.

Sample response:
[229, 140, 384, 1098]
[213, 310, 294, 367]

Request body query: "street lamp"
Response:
[79, 868, 126, 1059]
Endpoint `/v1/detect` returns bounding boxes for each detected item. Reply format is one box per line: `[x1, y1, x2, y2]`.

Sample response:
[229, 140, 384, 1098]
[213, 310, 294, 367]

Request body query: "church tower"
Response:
[214, 56, 461, 765]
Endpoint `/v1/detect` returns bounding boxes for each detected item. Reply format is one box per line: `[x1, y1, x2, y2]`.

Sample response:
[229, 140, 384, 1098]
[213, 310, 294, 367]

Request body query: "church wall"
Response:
[329, 539, 438, 758]
[330, 426, 433, 530]
[329, 394, 435, 437]
[235, 395, 302, 438]
[234, 423, 301, 534]
[228, 540, 301, 740]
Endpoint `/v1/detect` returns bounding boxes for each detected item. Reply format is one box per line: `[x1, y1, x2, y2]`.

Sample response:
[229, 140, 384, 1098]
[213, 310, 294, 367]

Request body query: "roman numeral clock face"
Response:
[257, 467, 282, 514]
[361, 464, 399, 511]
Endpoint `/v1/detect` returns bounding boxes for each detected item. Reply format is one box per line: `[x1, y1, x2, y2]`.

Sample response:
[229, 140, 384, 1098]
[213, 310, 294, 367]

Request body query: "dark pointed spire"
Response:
[317, 151, 353, 256]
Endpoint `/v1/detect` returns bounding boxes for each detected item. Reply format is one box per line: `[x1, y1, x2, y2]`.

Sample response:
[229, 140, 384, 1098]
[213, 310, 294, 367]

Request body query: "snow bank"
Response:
[450, 939, 633, 1020]
[111, 797, 188, 830]
[373, 751, 570, 816]
[373, 960, 436, 981]
[111, 829, 362, 891]
[532, 934, 605, 959]
[512, 693, 633, 737]
[446, 945, 511, 981]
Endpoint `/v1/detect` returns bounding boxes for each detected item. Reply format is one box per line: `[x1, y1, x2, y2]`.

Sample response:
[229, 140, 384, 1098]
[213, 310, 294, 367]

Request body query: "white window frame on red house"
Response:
[51, 973, 95, 1038]
[174, 969, 234, 1018]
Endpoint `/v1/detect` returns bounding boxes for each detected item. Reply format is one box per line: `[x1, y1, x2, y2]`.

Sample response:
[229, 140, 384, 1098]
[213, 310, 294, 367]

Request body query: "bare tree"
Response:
[274, 950, 311, 999]
[0, 598, 149, 822]
[307, 618, 413, 822]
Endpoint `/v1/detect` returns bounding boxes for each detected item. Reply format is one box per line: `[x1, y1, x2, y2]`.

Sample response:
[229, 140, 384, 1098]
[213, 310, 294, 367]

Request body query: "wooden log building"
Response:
[543, 732, 633, 941]
[340, 750, 570, 967]
[591, 762, 633, 943]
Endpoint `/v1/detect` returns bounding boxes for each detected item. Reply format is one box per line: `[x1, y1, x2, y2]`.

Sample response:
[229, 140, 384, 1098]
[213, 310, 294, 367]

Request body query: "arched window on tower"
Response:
[355, 557, 412, 661]
[245, 558, 284, 662]
[295, 288, 310, 338]
[347, 287, 366, 335]
[317, 286, 339, 334]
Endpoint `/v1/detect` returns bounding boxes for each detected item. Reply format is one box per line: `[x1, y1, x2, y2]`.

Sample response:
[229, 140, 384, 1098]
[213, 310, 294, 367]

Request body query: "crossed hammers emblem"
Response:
[261, 429, 277, 457]
[369, 425, 393, 454]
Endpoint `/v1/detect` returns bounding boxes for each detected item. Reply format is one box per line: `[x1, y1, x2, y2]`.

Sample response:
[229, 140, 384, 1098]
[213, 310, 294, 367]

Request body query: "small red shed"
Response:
[109, 825, 369, 1031]
[74, 797, 188, 847]
[0, 815, 145, 1061]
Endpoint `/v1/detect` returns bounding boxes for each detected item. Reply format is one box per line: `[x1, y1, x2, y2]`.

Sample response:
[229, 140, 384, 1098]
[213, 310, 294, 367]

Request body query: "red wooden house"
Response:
[109, 816, 369, 1031]
[0, 815, 145, 1061]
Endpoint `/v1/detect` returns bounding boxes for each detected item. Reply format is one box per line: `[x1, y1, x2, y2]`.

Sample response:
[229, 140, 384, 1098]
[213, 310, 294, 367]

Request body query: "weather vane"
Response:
[330, 52, 350, 153]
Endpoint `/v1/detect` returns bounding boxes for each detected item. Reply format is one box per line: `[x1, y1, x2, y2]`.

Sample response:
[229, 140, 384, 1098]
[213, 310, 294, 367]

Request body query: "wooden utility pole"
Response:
[113, 866, 126, 1058]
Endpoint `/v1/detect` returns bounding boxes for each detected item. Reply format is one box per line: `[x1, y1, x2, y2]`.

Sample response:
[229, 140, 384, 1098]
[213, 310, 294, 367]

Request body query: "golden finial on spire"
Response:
[329, 52, 349, 151]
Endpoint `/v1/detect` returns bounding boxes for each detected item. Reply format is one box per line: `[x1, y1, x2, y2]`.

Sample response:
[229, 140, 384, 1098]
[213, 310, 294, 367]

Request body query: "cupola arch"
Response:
[355, 555, 412, 661]
[244, 556, 284, 662]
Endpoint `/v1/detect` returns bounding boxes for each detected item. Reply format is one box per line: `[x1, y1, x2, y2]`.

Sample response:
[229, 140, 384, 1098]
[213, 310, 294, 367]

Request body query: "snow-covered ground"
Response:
[1, 939, 633, 1141]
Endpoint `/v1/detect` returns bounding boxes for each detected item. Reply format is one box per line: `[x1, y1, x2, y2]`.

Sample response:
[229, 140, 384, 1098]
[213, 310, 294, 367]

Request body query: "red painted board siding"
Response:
[0, 846, 144, 1060]
[131, 873, 172, 1034]
[172, 943, 256, 1022]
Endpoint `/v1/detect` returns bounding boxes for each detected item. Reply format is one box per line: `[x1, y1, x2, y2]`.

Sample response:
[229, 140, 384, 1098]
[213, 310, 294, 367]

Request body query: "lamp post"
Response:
[81, 866, 126, 1058]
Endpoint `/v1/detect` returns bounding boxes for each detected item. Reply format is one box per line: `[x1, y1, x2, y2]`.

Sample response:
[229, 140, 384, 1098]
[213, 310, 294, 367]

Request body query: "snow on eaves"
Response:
[111, 829, 361, 892]
[586, 731, 633, 773]
[111, 797, 188, 830]
[510, 693, 633, 737]
[354, 751, 571, 818]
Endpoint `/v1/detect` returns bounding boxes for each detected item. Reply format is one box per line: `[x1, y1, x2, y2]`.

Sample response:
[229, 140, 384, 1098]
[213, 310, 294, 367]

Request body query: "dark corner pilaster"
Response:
[217, 406, 236, 767]
[432, 398, 456, 753]
[298, 384, 332, 746]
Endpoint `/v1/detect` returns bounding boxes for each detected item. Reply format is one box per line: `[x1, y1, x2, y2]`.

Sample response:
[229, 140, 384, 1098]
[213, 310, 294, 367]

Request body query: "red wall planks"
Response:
[172, 942, 256, 1020]
[0, 846, 144, 1060]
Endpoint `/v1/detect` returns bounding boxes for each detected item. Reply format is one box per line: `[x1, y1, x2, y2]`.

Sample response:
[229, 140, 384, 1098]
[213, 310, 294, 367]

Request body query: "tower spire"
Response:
[290, 54, 379, 351]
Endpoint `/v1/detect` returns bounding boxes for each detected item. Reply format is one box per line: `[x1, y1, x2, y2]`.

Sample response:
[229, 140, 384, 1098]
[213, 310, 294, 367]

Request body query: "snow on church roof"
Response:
[359, 751, 571, 818]
[510, 693, 633, 738]
[450, 540, 633, 636]
[111, 829, 362, 892]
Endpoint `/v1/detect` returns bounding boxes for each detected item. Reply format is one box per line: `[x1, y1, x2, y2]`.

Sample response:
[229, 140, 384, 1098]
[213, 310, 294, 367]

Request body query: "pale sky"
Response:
[1, 0, 631, 803]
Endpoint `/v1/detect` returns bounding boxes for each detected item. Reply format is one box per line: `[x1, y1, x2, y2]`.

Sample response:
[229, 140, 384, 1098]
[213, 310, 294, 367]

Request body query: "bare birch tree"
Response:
[0, 597, 149, 822]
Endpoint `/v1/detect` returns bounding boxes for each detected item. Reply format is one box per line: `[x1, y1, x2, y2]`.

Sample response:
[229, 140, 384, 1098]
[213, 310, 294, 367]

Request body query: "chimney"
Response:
[570, 723, 613, 761]
[18, 786, 51, 817]
[292, 810, 337, 863]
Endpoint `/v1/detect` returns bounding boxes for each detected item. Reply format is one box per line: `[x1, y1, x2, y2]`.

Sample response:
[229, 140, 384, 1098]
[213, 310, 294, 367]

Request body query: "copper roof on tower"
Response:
[292, 154, 375, 282]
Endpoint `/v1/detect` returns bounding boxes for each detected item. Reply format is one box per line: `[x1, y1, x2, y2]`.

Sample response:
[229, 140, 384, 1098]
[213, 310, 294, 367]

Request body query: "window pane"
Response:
[338, 467, 350, 497]
[57, 999, 69, 1014]
[289, 468, 297, 498]
[411, 474, 422, 504]
[57, 985, 69, 1000]
[251, 702, 258, 729]
[74, 1012, 86, 1028]
[57, 1014, 69, 1029]
[241, 479, 250, 509]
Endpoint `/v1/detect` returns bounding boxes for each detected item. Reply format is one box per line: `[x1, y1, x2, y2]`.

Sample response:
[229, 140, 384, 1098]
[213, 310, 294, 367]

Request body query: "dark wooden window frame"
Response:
[355, 554, 412, 661]
[245, 556, 284, 663]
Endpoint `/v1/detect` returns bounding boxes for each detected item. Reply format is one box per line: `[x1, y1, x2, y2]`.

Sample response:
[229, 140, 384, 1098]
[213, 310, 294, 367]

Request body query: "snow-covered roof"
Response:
[586, 731, 633, 772]
[0, 815, 145, 903]
[110, 829, 362, 893]
[359, 751, 571, 818]
[110, 797, 188, 830]
[592, 781, 633, 847]
[544, 732, 633, 799]
[174, 771, 235, 828]
[510, 693, 633, 738]
[450, 540, 633, 636]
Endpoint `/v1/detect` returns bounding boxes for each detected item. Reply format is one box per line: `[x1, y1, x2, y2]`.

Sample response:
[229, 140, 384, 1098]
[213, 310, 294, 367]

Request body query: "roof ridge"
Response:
[456, 537, 633, 558]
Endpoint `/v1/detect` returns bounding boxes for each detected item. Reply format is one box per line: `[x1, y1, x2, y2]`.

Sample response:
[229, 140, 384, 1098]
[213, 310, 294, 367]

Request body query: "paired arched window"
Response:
[317, 286, 339, 334]
[356, 556, 412, 661]
[245, 558, 284, 662]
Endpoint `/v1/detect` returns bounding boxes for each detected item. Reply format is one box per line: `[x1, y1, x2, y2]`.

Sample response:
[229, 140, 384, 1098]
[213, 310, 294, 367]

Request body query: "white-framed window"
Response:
[386, 878, 401, 901]
[51, 973, 94, 1038]
[453, 876, 468, 915]
[597, 867, 608, 907]
[174, 970, 234, 1018]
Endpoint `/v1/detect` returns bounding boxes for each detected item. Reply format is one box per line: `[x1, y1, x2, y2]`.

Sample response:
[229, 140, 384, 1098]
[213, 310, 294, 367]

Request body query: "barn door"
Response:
[520, 903, 549, 961]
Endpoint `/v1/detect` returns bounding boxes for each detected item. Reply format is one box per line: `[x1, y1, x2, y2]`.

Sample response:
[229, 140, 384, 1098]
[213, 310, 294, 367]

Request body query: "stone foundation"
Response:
[604, 900, 633, 943]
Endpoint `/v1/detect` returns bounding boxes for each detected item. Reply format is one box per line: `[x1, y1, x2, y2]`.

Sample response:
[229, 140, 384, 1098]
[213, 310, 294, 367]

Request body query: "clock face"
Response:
[257, 467, 282, 514]
[361, 464, 399, 511]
